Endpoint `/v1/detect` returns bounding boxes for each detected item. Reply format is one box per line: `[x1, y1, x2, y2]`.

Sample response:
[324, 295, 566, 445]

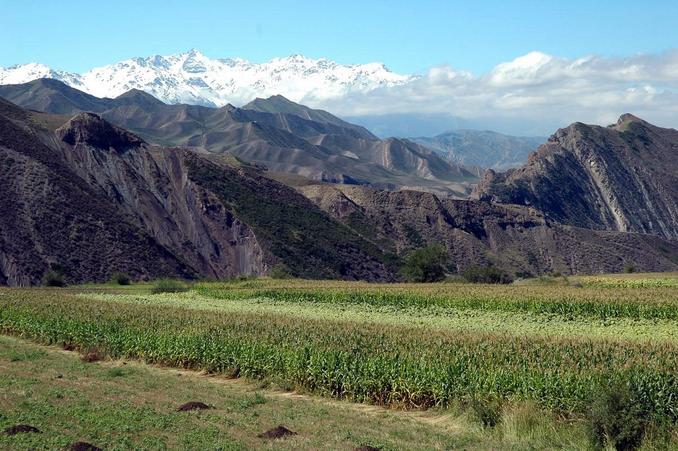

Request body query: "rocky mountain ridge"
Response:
[1, 87, 677, 285]
[474, 114, 678, 239]
[298, 183, 678, 276]
[0, 98, 390, 285]
[0, 79, 477, 195]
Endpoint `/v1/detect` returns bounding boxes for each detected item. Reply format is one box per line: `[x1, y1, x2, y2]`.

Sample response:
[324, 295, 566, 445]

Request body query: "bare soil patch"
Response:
[177, 401, 212, 411]
[4, 424, 41, 435]
[70, 442, 103, 451]
[258, 425, 297, 439]
[81, 348, 102, 363]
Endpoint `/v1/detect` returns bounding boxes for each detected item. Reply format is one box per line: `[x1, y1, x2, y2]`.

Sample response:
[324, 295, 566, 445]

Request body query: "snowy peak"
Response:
[0, 63, 84, 88]
[0, 51, 411, 108]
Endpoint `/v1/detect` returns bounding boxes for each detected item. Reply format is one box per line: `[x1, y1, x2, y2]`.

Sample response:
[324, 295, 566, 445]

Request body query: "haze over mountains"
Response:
[412, 130, 545, 171]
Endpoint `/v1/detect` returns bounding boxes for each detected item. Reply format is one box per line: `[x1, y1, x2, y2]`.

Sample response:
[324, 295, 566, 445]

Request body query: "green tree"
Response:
[462, 265, 513, 284]
[43, 270, 66, 287]
[399, 245, 447, 282]
[111, 272, 131, 285]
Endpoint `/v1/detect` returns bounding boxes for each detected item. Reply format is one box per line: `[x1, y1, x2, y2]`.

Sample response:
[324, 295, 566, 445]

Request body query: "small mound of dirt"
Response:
[355, 446, 381, 451]
[4, 424, 41, 435]
[177, 401, 212, 412]
[81, 348, 102, 363]
[225, 366, 240, 379]
[62, 342, 75, 351]
[258, 425, 297, 439]
[70, 442, 102, 451]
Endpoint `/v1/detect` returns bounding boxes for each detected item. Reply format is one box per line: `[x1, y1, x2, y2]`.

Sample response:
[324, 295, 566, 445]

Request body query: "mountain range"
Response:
[0, 98, 393, 285]
[0, 79, 477, 195]
[0, 50, 410, 107]
[0, 52, 551, 171]
[412, 130, 545, 172]
[0, 80, 677, 285]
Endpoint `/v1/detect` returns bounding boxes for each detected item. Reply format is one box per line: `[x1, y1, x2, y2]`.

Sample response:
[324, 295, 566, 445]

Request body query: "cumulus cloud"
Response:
[315, 50, 678, 135]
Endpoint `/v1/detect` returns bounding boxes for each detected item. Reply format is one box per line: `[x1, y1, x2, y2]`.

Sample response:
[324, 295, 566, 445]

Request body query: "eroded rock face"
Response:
[0, 103, 265, 285]
[0, 101, 196, 285]
[56, 112, 145, 151]
[56, 116, 265, 279]
[298, 184, 678, 275]
[474, 115, 678, 239]
[0, 100, 391, 285]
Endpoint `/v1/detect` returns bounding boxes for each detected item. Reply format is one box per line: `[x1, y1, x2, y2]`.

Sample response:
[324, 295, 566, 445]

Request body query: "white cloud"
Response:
[317, 50, 678, 135]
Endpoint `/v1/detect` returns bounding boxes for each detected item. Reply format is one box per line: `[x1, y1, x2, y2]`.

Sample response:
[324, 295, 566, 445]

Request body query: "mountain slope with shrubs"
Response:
[0, 98, 390, 285]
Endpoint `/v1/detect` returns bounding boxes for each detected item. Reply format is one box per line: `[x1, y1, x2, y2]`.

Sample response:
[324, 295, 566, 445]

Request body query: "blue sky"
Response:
[4, 0, 678, 74]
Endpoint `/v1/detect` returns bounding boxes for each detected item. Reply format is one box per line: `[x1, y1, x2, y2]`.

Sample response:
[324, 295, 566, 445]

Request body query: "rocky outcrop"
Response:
[56, 112, 145, 151]
[0, 99, 196, 285]
[0, 99, 390, 285]
[474, 115, 678, 239]
[299, 184, 678, 275]
[54, 113, 265, 279]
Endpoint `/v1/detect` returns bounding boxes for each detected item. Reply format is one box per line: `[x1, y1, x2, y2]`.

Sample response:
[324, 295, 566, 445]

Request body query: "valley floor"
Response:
[1, 335, 590, 450]
[1, 273, 677, 449]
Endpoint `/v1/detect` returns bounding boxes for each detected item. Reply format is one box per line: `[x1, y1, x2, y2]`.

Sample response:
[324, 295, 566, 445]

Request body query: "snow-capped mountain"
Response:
[0, 50, 411, 107]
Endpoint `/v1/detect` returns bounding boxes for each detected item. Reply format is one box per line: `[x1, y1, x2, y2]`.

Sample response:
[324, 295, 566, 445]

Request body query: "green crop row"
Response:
[80, 292, 678, 343]
[1, 287, 677, 425]
[194, 280, 678, 320]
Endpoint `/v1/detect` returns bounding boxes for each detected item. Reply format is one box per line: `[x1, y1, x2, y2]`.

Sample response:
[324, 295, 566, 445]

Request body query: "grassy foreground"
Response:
[1, 335, 591, 450]
[1, 273, 677, 449]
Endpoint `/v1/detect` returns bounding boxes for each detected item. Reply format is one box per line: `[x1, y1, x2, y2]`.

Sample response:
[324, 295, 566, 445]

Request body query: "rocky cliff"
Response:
[0, 99, 390, 285]
[0, 99, 195, 285]
[53, 112, 265, 279]
[474, 115, 678, 239]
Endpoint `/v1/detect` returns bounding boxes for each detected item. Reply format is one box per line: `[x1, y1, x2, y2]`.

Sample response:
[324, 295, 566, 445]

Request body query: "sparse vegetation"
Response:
[110, 272, 131, 285]
[399, 244, 447, 282]
[151, 279, 188, 294]
[186, 156, 388, 280]
[462, 265, 512, 284]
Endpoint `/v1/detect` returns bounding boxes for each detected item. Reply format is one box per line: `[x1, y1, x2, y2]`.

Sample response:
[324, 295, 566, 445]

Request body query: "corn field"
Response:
[1, 274, 677, 425]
